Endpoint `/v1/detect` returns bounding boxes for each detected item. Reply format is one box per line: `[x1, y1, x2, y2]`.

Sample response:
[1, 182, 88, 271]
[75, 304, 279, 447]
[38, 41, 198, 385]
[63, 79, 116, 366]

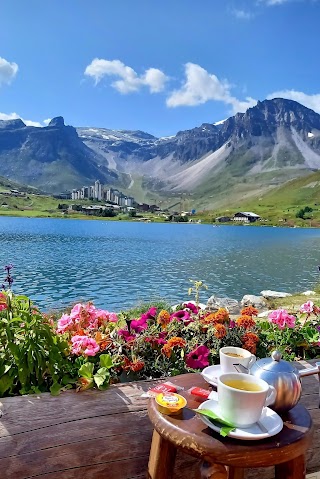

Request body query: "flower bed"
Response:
[0, 280, 319, 397]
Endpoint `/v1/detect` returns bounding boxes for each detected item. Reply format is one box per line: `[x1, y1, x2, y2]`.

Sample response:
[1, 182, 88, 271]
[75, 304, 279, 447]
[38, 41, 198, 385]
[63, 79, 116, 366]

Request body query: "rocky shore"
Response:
[196, 289, 318, 317]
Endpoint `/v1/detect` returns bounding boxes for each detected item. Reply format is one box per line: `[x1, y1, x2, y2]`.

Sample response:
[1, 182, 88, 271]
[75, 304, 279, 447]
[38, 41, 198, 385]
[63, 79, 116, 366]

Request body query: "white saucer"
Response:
[201, 365, 222, 386]
[198, 398, 283, 440]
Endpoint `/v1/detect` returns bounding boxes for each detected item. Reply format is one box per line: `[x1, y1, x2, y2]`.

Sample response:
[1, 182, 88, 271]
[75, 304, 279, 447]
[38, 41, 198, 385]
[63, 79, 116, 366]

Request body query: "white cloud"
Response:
[231, 8, 254, 19]
[263, 0, 290, 5]
[0, 112, 43, 127]
[267, 90, 320, 113]
[84, 58, 168, 94]
[260, 0, 316, 5]
[166, 63, 257, 113]
[43, 118, 52, 126]
[0, 57, 18, 86]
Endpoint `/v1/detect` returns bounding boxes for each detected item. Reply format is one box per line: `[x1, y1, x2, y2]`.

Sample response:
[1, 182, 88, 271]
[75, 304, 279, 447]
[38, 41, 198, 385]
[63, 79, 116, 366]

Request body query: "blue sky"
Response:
[0, 0, 320, 136]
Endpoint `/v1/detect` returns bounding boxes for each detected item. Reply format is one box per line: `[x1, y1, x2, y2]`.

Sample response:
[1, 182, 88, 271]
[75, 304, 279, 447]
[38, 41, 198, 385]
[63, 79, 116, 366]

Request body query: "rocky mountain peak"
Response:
[0, 118, 26, 130]
[48, 116, 65, 128]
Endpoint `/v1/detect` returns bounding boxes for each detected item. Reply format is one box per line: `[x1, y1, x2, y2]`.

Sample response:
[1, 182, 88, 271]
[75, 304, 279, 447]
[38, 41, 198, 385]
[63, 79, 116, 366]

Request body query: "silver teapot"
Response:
[235, 350, 320, 413]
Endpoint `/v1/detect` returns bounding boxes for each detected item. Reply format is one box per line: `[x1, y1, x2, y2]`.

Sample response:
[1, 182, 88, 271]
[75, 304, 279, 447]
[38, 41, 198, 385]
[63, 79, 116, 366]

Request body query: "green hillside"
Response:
[0, 175, 42, 194]
[204, 171, 320, 227]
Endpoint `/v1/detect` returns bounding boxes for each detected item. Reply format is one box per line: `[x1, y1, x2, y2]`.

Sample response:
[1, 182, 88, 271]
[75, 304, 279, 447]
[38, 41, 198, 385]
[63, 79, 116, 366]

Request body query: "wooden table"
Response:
[0, 360, 318, 478]
[147, 375, 313, 479]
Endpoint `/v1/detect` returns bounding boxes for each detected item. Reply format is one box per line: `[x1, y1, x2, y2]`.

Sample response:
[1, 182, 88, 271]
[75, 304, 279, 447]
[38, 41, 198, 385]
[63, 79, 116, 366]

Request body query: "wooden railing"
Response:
[0, 360, 318, 478]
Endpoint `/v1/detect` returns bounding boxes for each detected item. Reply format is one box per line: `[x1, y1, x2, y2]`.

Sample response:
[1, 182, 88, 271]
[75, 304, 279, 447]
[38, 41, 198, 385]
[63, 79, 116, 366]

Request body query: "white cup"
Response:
[219, 346, 256, 374]
[218, 373, 277, 428]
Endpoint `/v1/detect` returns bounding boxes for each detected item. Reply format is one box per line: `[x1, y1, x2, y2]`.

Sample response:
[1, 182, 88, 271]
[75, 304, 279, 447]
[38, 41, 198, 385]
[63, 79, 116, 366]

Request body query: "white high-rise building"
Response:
[94, 180, 102, 201]
[89, 186, 94, 199]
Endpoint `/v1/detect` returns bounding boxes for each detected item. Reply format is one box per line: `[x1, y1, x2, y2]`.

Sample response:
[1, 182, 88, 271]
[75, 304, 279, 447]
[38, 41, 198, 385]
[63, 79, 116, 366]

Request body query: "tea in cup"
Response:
[219, 346, 256, 374]
[218, 372, 277, 428]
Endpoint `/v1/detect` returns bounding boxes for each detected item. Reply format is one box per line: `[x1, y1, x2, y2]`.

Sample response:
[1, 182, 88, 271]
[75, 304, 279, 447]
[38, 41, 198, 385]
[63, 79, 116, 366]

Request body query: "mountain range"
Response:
[1, 98, 320, 208]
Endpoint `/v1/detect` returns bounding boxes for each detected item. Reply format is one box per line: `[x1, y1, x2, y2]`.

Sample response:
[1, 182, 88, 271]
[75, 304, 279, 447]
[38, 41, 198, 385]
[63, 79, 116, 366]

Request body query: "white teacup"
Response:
[218, 373, 277, 428]
[219, 346, 256, 374]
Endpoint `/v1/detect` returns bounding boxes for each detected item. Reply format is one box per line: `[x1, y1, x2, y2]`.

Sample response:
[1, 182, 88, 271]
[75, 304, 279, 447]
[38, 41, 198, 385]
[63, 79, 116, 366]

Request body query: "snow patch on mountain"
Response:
[291, 127, 320, 169]
[169, 143, 231, 191]
[214, 119, 227, 126]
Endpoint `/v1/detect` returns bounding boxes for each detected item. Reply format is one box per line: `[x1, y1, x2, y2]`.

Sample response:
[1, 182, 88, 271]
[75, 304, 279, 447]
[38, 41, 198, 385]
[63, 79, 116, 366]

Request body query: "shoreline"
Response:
[0, 212, 319, 229]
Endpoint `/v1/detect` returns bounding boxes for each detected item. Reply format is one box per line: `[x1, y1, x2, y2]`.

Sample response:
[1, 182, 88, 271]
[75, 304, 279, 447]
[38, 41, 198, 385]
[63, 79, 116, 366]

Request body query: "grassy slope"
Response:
[0, 175, 42, 194]
[195, 170, 320, 226]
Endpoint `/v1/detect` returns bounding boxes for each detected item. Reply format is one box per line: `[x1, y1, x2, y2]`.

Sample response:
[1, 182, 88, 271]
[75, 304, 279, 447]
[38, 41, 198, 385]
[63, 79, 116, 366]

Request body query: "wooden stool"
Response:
[147, 375, 313, 479]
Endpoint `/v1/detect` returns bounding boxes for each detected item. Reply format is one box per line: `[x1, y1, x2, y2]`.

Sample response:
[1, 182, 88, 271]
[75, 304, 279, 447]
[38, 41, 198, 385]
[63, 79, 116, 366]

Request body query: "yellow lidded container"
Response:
[155, 392, 187, 415]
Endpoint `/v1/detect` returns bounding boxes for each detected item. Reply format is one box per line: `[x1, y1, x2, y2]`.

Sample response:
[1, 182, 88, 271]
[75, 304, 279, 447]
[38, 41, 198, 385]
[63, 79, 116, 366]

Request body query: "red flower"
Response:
[186, 345, 210, 369]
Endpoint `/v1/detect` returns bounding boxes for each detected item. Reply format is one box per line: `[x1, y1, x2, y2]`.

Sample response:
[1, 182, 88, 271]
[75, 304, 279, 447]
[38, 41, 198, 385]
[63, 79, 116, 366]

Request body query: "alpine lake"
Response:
[0, 216, 320, 312]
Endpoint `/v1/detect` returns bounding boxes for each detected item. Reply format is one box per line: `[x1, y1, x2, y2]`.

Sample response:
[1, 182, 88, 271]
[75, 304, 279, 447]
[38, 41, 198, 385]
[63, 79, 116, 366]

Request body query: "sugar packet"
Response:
[141, 381, 184, 398]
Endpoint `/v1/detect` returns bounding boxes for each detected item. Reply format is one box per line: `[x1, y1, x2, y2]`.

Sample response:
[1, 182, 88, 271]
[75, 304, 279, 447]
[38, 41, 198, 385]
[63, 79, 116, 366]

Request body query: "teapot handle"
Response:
[299, 362, 320, 378]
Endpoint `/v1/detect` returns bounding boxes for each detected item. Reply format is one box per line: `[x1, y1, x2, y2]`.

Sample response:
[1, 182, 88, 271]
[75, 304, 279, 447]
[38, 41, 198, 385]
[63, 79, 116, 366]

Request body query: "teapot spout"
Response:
[233, 363, 249, 374]
[299, 362, 320, 378]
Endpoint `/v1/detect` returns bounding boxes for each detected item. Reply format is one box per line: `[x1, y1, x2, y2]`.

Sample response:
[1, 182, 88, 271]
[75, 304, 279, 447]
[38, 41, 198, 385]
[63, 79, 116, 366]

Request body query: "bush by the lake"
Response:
[0, 282, 319, 397]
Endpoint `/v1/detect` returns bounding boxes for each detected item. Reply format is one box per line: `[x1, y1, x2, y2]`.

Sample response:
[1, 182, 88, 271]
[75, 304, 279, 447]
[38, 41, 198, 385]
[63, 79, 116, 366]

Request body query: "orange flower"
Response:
[130, 359, 145, 372]
[201, 313, 217, 324]
[167, 336, 186, 348]
[122, 356, 145, 372]
[94, 331, 112, 350]
[214, 308, 230, 323]
[161, 344, 173, 358]
[214, 324, 227, 339]
[122, 356, 132, 371]
[241, 306, 259, 317]
[242, 332, 259, 344]
[242, 341, 257, 355]
[236, 315, 256, 329]
[157, 310, 171, 328]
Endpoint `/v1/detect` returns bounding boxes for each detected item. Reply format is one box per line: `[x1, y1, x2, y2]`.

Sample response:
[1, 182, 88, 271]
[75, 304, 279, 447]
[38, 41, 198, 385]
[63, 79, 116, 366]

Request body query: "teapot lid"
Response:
[255, 350, 297, 373]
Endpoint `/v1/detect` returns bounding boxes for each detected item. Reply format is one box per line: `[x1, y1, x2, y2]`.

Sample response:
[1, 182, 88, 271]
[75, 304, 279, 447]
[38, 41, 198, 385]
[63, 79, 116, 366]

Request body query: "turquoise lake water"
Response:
[0, 217, 320, 312]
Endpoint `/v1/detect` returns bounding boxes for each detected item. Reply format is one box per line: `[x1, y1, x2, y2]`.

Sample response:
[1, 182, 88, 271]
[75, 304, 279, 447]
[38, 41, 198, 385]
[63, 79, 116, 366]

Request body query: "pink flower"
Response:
[140, 307, 157, 321]
[131, 317, 148, 333]
[186, 345, 210, 369]
[69, 303, 84, 320]
[57, 314, 74, 333]
[117, 329, 136, 343]
[268, 309, 296, 329]
[108, 312, 118, 322]
[71, 335, 100, 356]
[0, 293, 7, 311]
[171, 310, 193, 324]
[300, 301, 314, 314]
[184, 302, 199, 314]
[145, 332, 167, 346]
[229, 320, 236, 329]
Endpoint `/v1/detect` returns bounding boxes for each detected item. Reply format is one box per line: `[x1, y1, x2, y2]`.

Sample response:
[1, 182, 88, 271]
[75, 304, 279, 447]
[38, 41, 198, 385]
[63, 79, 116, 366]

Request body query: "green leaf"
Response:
[93, 367, 110, 389]
[194, 408, 236, 437]
[62, 374, 76, 385]
[0, 374, 14, 396]
[99, 354, 113, 369]
[50, 382, 62, 396]
[78, 362, 94, 379]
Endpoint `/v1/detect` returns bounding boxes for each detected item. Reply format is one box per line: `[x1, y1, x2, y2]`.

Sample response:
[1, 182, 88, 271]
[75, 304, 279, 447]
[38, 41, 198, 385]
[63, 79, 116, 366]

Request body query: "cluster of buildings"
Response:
[1, 189, 26, 198]
[71, 182, 135, 207]
[216, 212, 261, 223]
